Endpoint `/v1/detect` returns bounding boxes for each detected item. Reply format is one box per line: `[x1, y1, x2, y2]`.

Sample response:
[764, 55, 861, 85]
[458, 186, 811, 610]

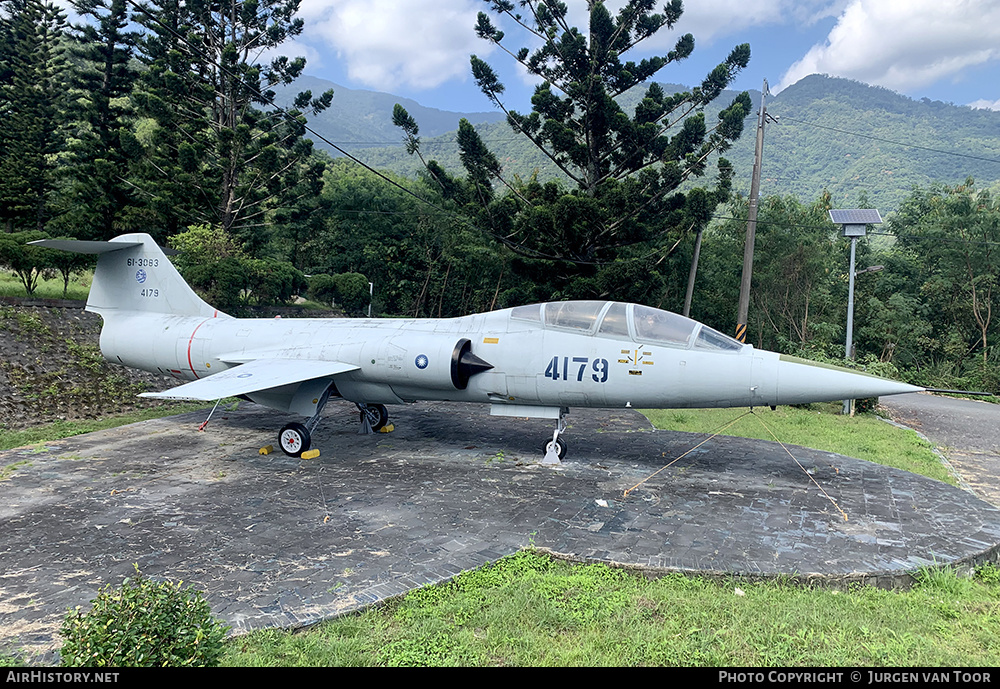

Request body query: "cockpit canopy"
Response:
[510, 301, 744, 352]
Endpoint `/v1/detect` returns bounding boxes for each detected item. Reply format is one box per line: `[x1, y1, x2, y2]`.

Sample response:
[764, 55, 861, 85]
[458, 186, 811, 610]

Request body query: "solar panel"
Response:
[829, 209, 882, 225]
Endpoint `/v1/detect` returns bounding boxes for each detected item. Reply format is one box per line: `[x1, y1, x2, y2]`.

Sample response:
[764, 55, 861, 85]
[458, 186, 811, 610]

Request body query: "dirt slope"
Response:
[0, 300, 176, 430]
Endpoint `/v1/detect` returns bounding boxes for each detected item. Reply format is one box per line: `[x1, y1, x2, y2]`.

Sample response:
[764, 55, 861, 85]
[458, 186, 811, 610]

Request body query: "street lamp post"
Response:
[829, 209, 883, 415]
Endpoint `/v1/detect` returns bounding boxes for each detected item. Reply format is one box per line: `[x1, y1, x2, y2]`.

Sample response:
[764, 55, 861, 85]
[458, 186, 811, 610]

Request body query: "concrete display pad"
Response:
[3, 401, 1000, 660]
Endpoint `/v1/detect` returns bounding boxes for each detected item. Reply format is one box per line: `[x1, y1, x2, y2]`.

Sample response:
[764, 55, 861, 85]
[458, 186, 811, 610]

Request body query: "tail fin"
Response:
[30, 233, 225, 318]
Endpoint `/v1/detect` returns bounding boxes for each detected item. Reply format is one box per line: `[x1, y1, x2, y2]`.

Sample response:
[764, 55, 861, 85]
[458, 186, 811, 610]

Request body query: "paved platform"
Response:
[3, 401, 1000, 660]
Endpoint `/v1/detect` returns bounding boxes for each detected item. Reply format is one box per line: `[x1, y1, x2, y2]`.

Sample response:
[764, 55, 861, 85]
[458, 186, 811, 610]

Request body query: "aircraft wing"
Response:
[140, 358, 359, 401]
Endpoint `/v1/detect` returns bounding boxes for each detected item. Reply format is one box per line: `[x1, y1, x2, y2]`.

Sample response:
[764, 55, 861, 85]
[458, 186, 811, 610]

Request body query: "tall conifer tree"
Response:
[397, 0, 751, 301]
[0, 0, 68, 231]
[57, 0, 139, 239]
[131, 0, 332, 252]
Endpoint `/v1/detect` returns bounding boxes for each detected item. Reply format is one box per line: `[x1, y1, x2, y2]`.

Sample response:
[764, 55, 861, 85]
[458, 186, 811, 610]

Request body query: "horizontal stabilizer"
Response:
[29, 238, 142, 254]
[141, 358, 359, 401]
[30, 233, 213, 317]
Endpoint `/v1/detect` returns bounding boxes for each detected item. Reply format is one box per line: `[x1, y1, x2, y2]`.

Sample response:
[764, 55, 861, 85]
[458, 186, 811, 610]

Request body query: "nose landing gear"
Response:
[541, 409, 569, 464]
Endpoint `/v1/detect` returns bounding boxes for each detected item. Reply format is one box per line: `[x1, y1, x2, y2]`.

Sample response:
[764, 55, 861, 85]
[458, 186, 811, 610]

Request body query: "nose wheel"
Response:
[541, 409, 569, 464]
[543, 436, 567, 461]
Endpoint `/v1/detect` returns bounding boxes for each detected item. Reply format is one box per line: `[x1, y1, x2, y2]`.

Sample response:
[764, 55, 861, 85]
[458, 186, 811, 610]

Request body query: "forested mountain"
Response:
[335, 75, 1000, 213]
[273, 75, 506, 153]
[332, 79, 746, 184]
[750, 75, 1000, 212]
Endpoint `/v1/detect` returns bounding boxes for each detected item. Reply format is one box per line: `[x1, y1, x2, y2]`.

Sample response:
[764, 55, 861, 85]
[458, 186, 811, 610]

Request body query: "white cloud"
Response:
[969, 98, 1000, 111]
[292, 0, 1000, 107]
[294, 1, 827, 91]
[776, 0, 1000, 94]
[297, 0, 489, 90]
[672, 0, 837, 43]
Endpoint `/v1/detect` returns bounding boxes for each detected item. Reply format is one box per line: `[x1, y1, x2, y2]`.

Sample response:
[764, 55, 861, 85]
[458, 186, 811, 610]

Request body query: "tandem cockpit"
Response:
[508, 301, 745, 352]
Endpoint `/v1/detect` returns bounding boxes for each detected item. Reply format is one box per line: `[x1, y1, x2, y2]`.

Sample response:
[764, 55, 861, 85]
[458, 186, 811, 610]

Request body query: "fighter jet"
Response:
[33, 233, 922, 461]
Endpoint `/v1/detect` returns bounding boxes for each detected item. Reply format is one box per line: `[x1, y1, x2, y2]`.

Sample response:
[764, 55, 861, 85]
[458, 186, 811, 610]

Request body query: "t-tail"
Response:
[30, 233, 225, 319]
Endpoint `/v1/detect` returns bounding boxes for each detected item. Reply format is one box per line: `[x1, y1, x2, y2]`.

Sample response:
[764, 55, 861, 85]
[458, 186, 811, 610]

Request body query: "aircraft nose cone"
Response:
[774, 355, 922, 406]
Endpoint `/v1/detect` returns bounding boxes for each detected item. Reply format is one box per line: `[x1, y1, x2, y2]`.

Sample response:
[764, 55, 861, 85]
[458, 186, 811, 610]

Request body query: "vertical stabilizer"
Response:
[30, 233, 225, 318]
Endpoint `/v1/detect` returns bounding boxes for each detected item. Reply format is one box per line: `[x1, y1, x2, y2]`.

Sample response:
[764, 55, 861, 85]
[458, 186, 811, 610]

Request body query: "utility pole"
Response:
[682, 227, 703, 317]
[736, 79, 774, 343]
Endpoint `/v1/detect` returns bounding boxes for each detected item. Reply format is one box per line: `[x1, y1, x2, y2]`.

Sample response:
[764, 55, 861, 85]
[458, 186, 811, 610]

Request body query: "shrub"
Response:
[332, 272, 370, 314]
[307, 272, 369, 313]
[59, 571, 229, 667]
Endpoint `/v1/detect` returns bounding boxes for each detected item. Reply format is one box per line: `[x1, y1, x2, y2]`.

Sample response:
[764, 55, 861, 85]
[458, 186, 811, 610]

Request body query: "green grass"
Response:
[0, 270, 92, 300]
[0, 403, 210, 453]
[643, 402, 955, 485]
[221, 550, 1000, 667]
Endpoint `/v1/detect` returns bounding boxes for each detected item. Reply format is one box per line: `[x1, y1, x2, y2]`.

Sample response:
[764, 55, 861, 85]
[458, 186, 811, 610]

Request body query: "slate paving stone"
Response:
[2, 401, 1000, 662]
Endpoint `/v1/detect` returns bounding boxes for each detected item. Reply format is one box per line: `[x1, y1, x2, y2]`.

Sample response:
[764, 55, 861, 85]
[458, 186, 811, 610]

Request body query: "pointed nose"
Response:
[772, 355, 922, 406]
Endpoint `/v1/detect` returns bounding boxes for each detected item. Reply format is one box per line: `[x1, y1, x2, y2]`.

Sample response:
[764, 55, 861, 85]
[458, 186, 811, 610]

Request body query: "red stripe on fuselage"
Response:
[186, 318, 211, 379]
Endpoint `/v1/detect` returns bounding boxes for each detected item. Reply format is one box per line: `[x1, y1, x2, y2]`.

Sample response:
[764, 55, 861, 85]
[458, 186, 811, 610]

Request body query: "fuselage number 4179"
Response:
[544, 356, 609, 383]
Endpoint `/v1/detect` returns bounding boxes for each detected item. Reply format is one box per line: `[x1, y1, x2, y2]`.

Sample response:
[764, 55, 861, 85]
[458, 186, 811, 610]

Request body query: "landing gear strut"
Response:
[278, 386, 334, 457]
[541, 408, 569, 464]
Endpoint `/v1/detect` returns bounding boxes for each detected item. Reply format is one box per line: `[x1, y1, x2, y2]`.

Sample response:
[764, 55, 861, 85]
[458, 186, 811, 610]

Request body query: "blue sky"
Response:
[288, 0, 1000, 113]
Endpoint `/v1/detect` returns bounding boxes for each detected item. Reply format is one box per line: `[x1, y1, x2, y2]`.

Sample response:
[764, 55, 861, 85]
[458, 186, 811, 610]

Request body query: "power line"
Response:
[708, 214, 1000, 248]
[118, 0, 601, 264]
[777, 115, 1000, 167]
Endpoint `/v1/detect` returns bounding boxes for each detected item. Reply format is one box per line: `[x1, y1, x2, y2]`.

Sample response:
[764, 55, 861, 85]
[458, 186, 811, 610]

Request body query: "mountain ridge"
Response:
[292, 73, 1000, 213]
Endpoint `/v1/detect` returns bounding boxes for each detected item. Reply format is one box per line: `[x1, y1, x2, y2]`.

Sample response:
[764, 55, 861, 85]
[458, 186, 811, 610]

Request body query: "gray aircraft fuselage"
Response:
[33, 233, 922, 457]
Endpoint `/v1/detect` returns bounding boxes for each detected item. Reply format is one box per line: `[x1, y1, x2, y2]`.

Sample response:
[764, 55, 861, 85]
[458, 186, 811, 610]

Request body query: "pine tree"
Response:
[55, 0, 140, 239]
[0, 0, 69, 232]
[130, 0, 332, 252]
[397, 0, 751, 300]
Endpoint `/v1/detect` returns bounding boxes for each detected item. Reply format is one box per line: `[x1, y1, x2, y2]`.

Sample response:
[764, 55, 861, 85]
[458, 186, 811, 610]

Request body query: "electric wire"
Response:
[116, 0, 1000, 267]
[117, 0, 587, 264]
[623, 410, 752, 497]
[777, 115, 1000, 168]
[116, 0, 756, 266]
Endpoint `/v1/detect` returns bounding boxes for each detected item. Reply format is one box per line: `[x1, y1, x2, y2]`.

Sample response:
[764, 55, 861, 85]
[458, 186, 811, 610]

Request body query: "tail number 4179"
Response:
[544, 356, 609, 383]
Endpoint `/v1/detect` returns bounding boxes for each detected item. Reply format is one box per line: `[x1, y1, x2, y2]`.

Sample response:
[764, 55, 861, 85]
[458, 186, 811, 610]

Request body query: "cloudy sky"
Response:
[287, 0, 1000, 112]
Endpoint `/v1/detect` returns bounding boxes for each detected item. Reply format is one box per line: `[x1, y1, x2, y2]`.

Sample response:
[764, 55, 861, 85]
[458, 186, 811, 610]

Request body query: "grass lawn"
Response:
[0, 270, 92, 301]
[0, 403, 211, 453]
[221, 550, 1000, 667]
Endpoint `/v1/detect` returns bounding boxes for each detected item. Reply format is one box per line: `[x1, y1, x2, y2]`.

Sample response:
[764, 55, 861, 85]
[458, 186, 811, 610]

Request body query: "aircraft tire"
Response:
[360, 404, 389, 431]
[543, 437, 568, 460]
[279, 422, 311, 457]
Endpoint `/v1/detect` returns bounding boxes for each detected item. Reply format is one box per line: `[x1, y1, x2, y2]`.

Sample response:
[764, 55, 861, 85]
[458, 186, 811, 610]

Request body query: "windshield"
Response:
[633, 304, 697, 347]
[543, 301, 606, 331]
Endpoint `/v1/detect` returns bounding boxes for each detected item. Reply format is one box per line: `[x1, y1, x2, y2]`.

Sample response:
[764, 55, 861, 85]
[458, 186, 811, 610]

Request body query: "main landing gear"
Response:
[278, 390, 332, 457]
[358, 403, 389, 433]
[277, 399, 390, 457]
[279, 421, 311, 457]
